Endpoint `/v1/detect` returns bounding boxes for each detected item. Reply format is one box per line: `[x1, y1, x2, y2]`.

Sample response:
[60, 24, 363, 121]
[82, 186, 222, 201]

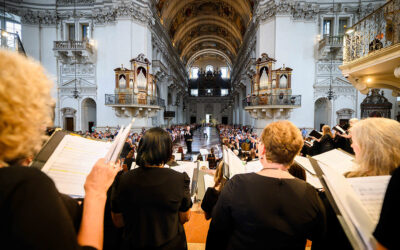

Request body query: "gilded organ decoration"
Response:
[113, 54, 157, 105]
[251, 53, 293, 105]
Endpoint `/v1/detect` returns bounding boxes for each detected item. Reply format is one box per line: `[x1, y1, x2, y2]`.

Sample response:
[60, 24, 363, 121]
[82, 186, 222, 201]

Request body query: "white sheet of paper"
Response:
[347, 176, 390, 225]
[313, 149, 357, 175]
[41, 135, 111, 197]
[170, 162, 197, 190]
[245, 160, 263, 173]
[227, 148, 246, 178]
[204, 174, 215, 190]
[173, 153, 182, 161]
[294, 155, 316, 175]
[305, 171, 323, 189]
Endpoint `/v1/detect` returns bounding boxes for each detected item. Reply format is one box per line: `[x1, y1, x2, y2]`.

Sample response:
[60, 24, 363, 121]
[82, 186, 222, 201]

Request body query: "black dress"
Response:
[201, 187, 220, 220]
[373, 167, 400, 249]
[111, 167, 193, 250]
[206, 173, 326, 250]
[318, 135, 335, 154]
[0, 165, 94, 250]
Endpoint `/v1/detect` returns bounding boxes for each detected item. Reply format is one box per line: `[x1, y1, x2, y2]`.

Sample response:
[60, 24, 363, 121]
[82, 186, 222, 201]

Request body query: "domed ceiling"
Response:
[156, 0, 254, 69]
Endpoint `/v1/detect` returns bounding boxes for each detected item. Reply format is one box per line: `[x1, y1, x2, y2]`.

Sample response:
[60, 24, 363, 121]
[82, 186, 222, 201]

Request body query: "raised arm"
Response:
[77, 159, 121, 249]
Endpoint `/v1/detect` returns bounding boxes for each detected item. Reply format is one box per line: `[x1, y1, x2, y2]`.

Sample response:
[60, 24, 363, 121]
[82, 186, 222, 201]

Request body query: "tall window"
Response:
[68, 24, 75, 40]
[81, 24, 89, 40]
[323, 19, 333, 36]
[221, 67, 228, 78]
[338, 18, 349, 35]
[206, 65, 213, 72]
[6, 21, 21, 48]
[190, 89, 198, 96]
[190, 67, 199, 79]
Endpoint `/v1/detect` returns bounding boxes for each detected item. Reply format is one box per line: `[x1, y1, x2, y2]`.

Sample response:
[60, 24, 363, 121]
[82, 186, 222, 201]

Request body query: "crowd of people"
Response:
[1, 50, 399, 250]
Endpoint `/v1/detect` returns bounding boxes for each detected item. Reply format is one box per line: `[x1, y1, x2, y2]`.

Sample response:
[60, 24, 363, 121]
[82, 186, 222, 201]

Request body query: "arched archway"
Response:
[314, 97, 332, 130]
[81, 98, 96, 132]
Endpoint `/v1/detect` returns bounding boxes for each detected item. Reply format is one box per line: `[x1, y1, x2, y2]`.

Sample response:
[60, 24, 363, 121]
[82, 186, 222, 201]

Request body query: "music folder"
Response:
[333, 125, 346, 134]
[309, 158, 390, 250]
[32, 119, 135, 198]
[309, 130, 322, 139]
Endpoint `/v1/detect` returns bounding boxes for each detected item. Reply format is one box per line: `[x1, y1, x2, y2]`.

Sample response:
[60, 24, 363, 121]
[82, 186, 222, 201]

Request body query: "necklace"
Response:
[261, 167, 286, 171]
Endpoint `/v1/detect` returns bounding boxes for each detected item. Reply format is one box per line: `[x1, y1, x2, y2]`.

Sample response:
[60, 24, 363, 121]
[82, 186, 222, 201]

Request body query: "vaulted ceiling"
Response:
[156, 0, 254, 69]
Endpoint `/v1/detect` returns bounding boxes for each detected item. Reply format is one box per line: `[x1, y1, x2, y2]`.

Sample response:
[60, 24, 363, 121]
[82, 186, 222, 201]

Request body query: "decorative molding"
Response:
[256, 0, 320, 22]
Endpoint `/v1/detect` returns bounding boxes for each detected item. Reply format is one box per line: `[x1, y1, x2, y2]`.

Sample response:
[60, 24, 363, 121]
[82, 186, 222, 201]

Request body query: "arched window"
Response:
[206, 65, 213, 72]
[119, 75, 126, 89]
[190, 67, 199, 79]
[280, 74, 288, 88]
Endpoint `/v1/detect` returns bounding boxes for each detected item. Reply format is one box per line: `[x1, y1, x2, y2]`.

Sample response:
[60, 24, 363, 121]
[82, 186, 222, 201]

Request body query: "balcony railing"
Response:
[343, 0, 400, 63]
[53, 40, 93, 52]
[243, 95, 301, 107]
[0, 29, 26, 55]
[105, 94, 165, 107]
[319, 35, 343, 49]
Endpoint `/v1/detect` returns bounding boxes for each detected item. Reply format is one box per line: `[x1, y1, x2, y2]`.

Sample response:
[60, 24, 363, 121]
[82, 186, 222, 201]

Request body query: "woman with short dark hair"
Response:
[111, 127, 192, 250]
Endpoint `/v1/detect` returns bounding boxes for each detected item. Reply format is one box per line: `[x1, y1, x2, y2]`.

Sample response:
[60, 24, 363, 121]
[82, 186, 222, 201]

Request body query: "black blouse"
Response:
[201, 187, 220, 220]
[111, 167, 192, 249]
[0, 166, 95, 250]
[206, 173, 326, 250]
[374, 167, 400, 249]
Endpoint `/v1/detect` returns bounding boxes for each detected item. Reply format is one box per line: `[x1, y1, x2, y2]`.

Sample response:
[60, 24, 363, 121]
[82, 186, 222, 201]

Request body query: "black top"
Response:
[184, 131, 193, 141]
[0, 166, 95, 250]
[207, 154, 217, 169]
[111, 167, 193, 249]
[206, 173, 326, 250]
[374, 167, 400, 249]
[201, 187, 220, 220]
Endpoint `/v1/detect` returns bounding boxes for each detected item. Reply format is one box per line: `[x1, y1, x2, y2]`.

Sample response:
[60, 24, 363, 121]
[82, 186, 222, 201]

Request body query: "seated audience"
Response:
[346, 118, 400, 177]
[111, 128, 192, 250]
[201, 161, 226, 220]
[0, 50, 120, 249]
[206, 121, 326, 249]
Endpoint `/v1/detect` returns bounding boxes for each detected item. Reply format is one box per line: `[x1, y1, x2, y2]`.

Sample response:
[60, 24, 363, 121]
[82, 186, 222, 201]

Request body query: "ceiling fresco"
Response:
[156, 0, 254, 69]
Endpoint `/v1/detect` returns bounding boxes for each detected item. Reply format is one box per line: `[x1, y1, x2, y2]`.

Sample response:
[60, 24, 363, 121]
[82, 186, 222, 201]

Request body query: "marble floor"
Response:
[174, 126, 222, 160]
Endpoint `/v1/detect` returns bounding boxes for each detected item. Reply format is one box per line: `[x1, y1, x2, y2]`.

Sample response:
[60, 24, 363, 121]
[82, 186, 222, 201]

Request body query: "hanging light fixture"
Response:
[71, 0, 80, 99]
[327, 0, 335, 101]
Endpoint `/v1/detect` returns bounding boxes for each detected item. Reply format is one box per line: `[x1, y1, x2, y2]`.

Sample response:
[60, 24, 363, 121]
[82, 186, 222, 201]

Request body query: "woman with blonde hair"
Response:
[206, 121, 326, 249]
[343, 118, 400, 249]
[201, 161, 226, 220]
[346, 117, 400, 177]
[0, 50, 120, 249]
[311, 125, 335, 154]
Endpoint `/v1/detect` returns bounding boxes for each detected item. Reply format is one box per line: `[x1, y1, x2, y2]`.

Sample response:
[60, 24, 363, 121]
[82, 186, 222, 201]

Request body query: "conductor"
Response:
[184, 126, 193, 153]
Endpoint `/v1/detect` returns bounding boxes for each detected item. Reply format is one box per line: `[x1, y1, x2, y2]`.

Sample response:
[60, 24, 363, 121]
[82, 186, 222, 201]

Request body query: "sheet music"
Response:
[170, 162, 197, 190]
[347, 176, 390, 225]
[173, 153, 182, 161]
[319, 162, 378, 249]
[305, 171, 323, 189]
[313, 149, 357, 175]
[41, 135, 111, 197]
[204, 174, 215, 190]
[245, 160, 263, 173]
[227, 149, 246, 178]
[294, 156, 316, 175]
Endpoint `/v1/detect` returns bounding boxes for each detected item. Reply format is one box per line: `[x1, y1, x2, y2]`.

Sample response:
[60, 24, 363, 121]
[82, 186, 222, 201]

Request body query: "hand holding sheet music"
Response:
[41, 119, 136, 197]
